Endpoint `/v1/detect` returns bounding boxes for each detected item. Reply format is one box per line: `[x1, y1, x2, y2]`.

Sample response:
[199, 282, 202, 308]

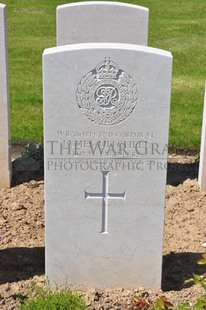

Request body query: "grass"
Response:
[3, 0, 206, 150]
[20, 288, 87, 310]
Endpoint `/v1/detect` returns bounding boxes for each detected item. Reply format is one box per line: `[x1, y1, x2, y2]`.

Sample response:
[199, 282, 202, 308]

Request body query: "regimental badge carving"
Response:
[76, 57, 138, 125]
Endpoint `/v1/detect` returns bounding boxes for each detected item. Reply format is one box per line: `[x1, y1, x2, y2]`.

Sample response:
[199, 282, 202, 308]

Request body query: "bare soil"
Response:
[0, 148, 206, 309]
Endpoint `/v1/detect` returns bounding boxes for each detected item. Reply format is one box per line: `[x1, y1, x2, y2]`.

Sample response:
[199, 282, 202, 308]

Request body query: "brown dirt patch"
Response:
[0, 151, 206, 309]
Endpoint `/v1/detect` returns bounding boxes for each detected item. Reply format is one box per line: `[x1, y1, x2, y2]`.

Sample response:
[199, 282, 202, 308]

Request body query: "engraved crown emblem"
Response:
[96, 57, 119, 79]
[76, 57, 138, 125]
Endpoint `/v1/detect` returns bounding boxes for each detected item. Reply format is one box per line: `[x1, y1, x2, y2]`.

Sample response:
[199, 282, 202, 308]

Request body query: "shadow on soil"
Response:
[0, 247, 205, 291]
[167, 161, 199, 186]
[0, 247, 45, 284]
[162, 252, 206, 291]
[12, 161, 44, 187]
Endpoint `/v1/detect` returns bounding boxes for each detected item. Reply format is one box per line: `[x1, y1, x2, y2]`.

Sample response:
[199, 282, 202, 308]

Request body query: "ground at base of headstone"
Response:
[0, 152, 205, 309]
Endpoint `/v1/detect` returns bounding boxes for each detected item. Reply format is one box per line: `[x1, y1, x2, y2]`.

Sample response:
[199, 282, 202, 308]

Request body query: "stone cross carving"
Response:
[85, 171, 126, 234]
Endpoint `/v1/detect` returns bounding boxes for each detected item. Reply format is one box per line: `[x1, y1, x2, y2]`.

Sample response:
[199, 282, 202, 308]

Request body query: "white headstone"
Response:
[198, 83, 206, 191]
[44, 43, 172, 289]
[57, 2, 149, 46]
[0, 4, 11, 188]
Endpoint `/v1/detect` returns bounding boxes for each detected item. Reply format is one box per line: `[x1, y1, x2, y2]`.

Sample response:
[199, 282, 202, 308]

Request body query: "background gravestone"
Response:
[198, 83, 206, 191]
[0, 3, 11, 188]
[57, 1, 149, 46]
[44, 43, 172, 289]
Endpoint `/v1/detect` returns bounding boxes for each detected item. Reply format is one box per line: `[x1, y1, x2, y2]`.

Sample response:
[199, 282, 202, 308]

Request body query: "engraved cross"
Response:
[85, 171, 126, 234]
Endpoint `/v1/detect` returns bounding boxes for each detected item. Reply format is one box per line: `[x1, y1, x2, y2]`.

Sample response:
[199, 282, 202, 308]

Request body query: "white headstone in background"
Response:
[0, 4, 11, 188]
[44, 43, 172, 289]
[198, 83, 206, 191]
[57, 2, 149, 46]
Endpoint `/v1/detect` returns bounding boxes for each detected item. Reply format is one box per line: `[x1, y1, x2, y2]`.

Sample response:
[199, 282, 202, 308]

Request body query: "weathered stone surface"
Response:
[57, 1, 148, 46]
[0, 3, 11, 188]
[43, 43, 172, 289]
[198, 82, 206, 191]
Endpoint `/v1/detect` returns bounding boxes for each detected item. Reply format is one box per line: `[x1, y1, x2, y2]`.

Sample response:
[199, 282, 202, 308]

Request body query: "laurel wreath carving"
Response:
[76, 68, 138, 125]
